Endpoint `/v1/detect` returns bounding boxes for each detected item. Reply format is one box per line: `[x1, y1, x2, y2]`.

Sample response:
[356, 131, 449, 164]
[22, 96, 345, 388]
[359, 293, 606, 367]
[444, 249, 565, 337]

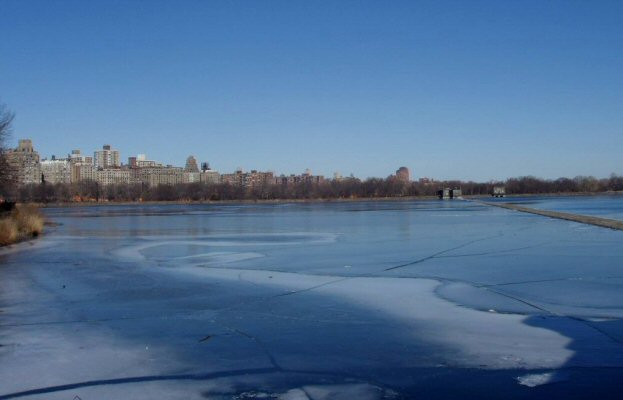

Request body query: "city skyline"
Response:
[1, 1, 621, 181]
[7, 138, 340, 180]
[6, 136, 621, 186]
[4, 137, 330, 189]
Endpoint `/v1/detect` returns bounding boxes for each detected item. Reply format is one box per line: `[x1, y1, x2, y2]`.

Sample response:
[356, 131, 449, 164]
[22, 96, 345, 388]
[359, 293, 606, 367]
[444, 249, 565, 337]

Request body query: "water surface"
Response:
[492, 194, 623, 220]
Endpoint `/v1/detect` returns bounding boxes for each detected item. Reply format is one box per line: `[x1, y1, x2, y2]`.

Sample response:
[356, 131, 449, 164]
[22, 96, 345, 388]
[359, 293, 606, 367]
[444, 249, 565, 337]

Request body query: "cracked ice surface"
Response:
[2, 199, 623, 399]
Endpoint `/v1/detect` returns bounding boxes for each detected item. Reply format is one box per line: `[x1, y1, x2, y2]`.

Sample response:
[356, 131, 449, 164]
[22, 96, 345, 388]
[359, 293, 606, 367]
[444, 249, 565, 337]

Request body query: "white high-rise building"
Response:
[5, 139, 41, 185]
[41, 158, 71, 184]
[184, 155, 200, 173]
[94, 144, 120, 169]
[70, 149, 93, 165]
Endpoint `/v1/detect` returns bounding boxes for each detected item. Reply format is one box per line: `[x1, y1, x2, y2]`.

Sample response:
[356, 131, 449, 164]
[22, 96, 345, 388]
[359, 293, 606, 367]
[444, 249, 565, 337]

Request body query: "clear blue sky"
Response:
[1, 0, 621, 181]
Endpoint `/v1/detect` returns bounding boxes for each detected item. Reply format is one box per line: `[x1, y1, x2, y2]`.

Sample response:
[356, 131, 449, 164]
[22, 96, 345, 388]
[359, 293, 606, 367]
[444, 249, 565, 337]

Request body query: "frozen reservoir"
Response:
[1, 198, 623, 399]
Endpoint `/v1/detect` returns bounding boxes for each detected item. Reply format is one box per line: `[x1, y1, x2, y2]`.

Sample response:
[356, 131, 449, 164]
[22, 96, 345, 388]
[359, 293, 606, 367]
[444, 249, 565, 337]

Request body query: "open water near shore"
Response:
[1, 198, 623, 399]
[492, 194, 623, 220]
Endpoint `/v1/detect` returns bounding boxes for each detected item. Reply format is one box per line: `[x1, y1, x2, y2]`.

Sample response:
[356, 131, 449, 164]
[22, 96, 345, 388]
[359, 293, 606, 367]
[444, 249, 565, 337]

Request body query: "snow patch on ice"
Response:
[516, 371, 569, 387]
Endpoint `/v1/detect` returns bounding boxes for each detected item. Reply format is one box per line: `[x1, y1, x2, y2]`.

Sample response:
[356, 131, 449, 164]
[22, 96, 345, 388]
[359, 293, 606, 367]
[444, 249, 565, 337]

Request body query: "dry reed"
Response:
[0, 204, 45, 245]
[0, 218, 19, 245]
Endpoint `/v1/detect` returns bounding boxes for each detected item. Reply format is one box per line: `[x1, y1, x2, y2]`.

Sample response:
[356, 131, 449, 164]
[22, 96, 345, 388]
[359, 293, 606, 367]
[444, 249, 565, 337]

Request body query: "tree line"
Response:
[6, 174, 623, 203]
[0, 104, 14, 193]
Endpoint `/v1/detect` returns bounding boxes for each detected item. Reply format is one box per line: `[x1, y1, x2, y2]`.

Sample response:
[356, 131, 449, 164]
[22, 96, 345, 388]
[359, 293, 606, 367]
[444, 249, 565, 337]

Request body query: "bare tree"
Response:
[0, 103, 15, 194]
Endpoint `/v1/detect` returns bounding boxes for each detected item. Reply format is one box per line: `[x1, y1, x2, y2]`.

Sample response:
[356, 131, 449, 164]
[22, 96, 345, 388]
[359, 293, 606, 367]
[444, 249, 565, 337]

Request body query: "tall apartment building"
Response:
[184, 156, 199, 173]
[71, 163, 97, 182]
[137, 159, 158, 168]
[97, 169, 131, 186]
[133, 166, 184, 187]
[249, 171, 274, 188]
[5, 139, 41, 185]
[275, 174, 325, 185]
[183, 172, 201, 183]
[275, 169, 325, 185]
[395, 166, 411, 182]
[130, 154, 160, 168]
[221, 169, 274, 188]
[200, 170, 220, 184]
[69, 149, 93, 165]
[94, 144, 120, 169]
[220, 169, 244, 186]
[41, 158, 71, 184]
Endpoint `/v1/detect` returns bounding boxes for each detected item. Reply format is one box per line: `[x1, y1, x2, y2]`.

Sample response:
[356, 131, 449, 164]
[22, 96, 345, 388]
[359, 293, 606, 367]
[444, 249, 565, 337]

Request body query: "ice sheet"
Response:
[2, 200, 623, 398]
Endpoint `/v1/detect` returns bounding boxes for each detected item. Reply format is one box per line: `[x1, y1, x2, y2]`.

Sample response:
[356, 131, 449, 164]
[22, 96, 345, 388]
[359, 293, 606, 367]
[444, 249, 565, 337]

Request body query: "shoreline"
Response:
[0, 234, 52, 254]
[477, 200, 623, 231]
[36, 195, 440, 208]
[0, 205, 45, 247]
[470, 191, 623, 199]
[28, 190, 623, 208]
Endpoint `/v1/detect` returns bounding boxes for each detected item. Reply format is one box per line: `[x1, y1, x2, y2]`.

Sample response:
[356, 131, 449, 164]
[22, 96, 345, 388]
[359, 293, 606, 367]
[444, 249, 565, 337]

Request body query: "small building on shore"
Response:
[492, 186, 506, 197]
[437, 188, 450, 199]
[437, 188, 462, 200]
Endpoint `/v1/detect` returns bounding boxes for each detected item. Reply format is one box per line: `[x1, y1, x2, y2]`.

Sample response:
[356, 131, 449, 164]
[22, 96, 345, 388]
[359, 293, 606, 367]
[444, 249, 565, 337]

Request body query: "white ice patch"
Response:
[278, 389, 310, 400]
[327, 279, 575, 369]
[302, 384, 388, 399]
[0, 321, 188, 397]
[111, 233, 338, 262]
[274, 384, 391, 400]
[181, 268, 582, 370]
[516, 371, 569, 387]
[178, 251, 265, 265]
